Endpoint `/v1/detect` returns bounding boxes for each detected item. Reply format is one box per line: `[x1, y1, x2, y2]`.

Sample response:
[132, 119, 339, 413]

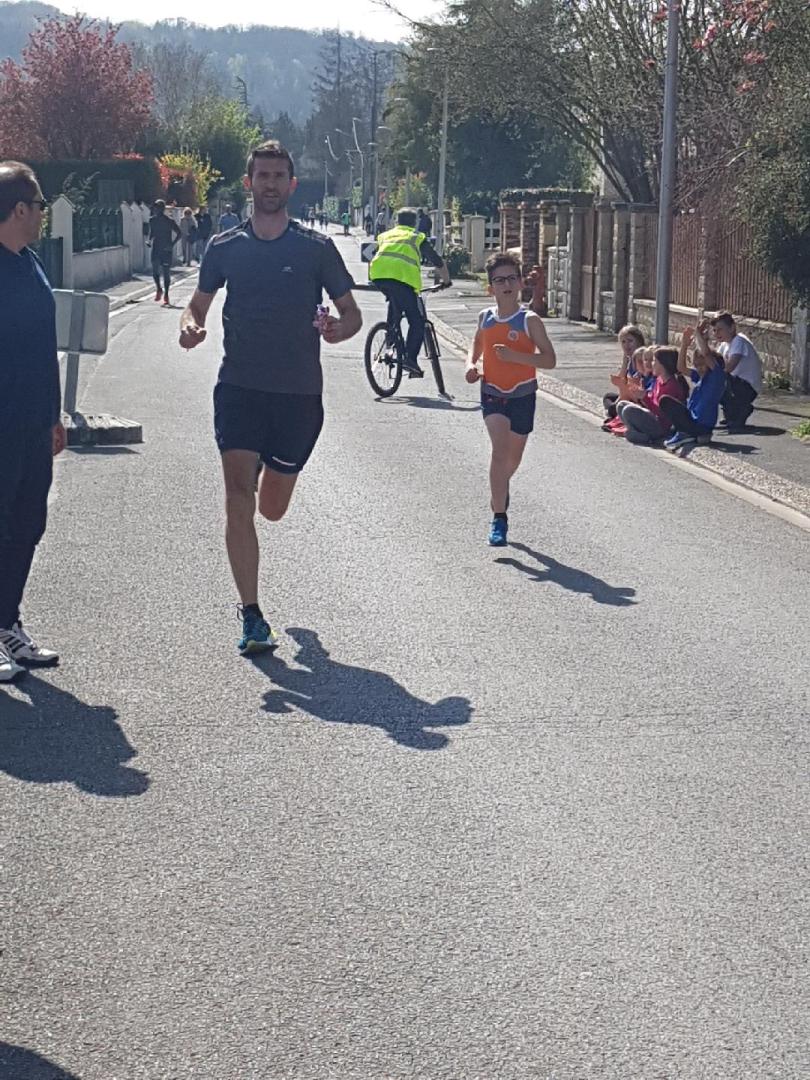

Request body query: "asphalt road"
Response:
[2, 232, 809, 1080]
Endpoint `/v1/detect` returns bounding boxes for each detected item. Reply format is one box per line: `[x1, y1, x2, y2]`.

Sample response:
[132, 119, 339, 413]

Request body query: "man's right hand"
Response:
[465, 365, 481, 384]
[179, 323, 207, 350]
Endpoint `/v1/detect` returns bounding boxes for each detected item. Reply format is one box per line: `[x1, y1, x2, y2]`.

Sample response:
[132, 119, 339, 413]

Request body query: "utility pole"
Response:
[435, 66, 449, 255]
[654, 1, 679, 344]
[370, 50, 378, 216]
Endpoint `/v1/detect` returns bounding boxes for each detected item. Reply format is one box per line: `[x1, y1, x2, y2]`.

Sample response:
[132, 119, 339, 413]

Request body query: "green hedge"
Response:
[499, 187, 595, 208]
[27, 157, 164, 204]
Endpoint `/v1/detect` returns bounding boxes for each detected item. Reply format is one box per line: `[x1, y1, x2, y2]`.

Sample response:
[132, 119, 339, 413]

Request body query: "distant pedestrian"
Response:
[194, 205, 213, 260]
[364, 211, 373, 235]
[710, 311, 763, 430]
[465, 252, 556, 547]
[0, 161, 63, 680]
[148, 199, 181, 306]
[218, 203, 240, 232]
[341, 210, 351, 236]
[179, 207, 196, 265]
[417, 207, 432, 238]
[308, 206, 317, 229]
[318, 210, 327, 230]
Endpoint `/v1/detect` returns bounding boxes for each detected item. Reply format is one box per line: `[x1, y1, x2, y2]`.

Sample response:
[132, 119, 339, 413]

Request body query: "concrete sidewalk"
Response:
[428, 282, 810, 520]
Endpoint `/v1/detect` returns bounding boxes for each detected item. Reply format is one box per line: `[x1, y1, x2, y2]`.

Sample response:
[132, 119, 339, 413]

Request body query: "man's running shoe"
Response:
[237, 606, 278, 655]
[154, 289, 163, 302]
[0, 622, 59, 666]
[0, 643, 24, 682]
[162, 296, 170, 307]
[665, 431, 697, 450]
[488, 516, 508, 546]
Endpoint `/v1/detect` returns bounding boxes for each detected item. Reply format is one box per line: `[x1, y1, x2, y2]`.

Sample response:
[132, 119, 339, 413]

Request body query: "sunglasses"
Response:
[26, 198, 48, 210]
[490, 274, 519, 285]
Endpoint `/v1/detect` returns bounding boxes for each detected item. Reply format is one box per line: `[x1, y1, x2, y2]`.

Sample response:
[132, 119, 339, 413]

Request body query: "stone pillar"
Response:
[697, 209, 719, 316]
[790, 306, 810, 394]
[555, 202, 571, 248]
[567, 206, 588, 321]
[465, 215, 486, 272]
[611, 203, 631, 331]
[594, 203, 614, 330]
[50, 195, 74, 289]
[499, 203, 520, 253]
[628, 204, 657, 326]
[519, 202, 542, 269]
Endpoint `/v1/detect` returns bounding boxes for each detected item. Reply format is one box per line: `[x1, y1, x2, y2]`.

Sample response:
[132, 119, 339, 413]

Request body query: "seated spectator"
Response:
[616, 347, 689, 445]
[709, 312, 763, 430]
[603, 325, 645, 421]
[660, 324, 727, 450]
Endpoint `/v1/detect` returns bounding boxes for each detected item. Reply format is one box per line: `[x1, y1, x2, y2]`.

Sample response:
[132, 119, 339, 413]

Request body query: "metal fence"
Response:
[715, 219, 794, 325]
[33, 237, 63, 287]
[671, 212, 700, 309]
[73, 206, 123, 253]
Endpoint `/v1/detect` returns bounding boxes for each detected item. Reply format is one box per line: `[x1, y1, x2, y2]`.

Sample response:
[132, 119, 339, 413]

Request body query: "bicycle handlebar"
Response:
[352, 281, 452, 293]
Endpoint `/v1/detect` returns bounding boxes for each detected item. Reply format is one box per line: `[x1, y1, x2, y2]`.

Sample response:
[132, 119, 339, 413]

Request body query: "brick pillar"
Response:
[594, 203, 614, 330]
[567, 206, 588, 321]
[611, 203, 630, 331]
[628, 204, 657, 328]
[499, 203, 520, 253]
[519, 202, 542, 269]
[791, 306, 810, 393]
[697, 208, 719, 316]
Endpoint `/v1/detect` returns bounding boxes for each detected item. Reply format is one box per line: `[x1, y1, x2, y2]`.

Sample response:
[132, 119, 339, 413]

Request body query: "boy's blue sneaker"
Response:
[665, 431, 697, 450]
[488, 516, 508, 546]
[237, 606, 277, 655]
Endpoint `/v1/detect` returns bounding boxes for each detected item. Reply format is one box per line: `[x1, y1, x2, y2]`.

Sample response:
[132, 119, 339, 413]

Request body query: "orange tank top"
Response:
[479, 307, 537, 397]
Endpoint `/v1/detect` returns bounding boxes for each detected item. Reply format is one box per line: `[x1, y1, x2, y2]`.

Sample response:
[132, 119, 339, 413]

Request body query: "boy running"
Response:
[179, 141, 362, 654]
[465, 253, 556, 546]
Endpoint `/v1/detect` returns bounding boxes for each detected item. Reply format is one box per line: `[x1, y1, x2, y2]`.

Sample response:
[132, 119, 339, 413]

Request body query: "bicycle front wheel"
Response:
[364, 322, 403, 398]
[424, 323, 447, 396]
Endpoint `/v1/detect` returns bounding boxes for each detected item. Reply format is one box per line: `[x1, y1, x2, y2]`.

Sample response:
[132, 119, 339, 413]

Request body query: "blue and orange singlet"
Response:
[478, 307, 537, 398]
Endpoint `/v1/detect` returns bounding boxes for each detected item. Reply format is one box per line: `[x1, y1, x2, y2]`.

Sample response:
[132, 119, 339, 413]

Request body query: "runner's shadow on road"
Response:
[254, 627, 472, 750]
[496, 543, 637, 607]
[0, 1042, 81, 1079]
[0, 675, 149, 797]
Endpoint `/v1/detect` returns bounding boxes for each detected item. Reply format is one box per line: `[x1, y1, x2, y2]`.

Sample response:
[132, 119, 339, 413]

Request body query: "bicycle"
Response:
[358, 282, 452, 399]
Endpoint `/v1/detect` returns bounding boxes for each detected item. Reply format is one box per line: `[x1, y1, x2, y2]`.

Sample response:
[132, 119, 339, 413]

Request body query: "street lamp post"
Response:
[426, 51, 450, 254]
[654, 0, 680, 344]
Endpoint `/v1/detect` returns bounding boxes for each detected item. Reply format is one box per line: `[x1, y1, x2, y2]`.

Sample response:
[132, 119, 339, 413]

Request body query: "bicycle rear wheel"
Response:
[364, 321, 403, 397]
[424, 323, 447, 396]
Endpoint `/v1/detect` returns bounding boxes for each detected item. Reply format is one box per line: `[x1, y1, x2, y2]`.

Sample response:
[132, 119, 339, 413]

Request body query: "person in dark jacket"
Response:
[194, 206, 213, 261]
[148, 199, 181, 306]
[0, 161, 64, 680]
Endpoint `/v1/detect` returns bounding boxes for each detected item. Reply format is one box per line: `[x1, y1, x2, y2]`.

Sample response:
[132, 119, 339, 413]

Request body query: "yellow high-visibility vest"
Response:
[369, 225, 425, 293]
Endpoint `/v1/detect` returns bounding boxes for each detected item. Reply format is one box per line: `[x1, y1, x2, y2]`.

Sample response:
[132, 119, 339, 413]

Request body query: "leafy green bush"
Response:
[764, 371, 791, 391]
[791, 419, 810, 441]
[27, 156, 163, 204]
[444, 244, 470, 278]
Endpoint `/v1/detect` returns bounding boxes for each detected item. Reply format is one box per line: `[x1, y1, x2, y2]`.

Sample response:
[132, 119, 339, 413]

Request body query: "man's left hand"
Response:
[52, 421, 67, 456]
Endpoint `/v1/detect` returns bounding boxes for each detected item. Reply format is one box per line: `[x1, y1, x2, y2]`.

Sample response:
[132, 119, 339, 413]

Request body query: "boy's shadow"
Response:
[256, 627, 472, 750]
[0, 675, 149, 797]
[0, 1042, 80, 1079]
[496, 542, 637, 606]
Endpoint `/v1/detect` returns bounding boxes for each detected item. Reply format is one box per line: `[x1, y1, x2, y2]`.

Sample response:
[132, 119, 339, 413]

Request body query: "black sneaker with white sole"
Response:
[0, 622, 59, 666]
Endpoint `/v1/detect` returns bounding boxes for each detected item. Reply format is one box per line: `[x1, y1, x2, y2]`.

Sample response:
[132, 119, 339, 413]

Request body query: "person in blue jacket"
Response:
[660, 322, 726, 450]
[0, 161, 64, 681]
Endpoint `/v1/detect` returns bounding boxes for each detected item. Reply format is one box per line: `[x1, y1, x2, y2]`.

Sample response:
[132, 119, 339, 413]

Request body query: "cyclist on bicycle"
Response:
[369, 208, 450, 376]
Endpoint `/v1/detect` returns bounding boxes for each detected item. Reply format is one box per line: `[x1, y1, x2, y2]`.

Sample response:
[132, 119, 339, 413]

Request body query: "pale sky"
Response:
[51, 0, 443, 40]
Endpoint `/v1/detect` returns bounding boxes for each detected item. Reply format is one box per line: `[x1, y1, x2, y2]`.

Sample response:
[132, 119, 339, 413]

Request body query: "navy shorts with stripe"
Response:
[481, 390, 536, 436]
[214, 383, 324, 474]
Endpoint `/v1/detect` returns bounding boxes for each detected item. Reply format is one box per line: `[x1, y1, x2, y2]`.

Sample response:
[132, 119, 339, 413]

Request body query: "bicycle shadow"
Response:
[387, 395, 478, 412]
[0, 674, 149, 797]
[254, 627, 472, 750]
[0, 1041, 81, 1079]
[495, 542, 637, 607]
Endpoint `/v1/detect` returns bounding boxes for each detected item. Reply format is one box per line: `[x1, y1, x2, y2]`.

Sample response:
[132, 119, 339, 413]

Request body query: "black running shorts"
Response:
[481, 390, 536, 436]
[213, 383, 325, 474]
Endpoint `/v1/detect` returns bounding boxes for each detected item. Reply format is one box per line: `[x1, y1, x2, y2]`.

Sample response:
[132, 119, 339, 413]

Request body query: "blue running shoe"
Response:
[488, 516, 508, 546]
[664, 431, 697, 451]
[237, 606, 277, 655]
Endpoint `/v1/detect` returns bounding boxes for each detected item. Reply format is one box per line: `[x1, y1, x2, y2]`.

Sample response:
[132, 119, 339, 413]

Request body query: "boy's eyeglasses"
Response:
[25, 198, 48, 210]
[491, 274, 519, 285]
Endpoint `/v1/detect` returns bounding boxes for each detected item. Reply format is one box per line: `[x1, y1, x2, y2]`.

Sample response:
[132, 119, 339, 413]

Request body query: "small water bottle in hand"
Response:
[313, 304, 330, 334]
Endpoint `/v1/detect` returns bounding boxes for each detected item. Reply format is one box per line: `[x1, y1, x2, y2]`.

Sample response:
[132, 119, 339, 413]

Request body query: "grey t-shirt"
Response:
[199, 219, 355, 395]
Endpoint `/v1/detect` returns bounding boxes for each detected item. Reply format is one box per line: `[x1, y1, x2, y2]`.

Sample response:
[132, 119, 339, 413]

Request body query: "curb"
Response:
[431, 313, 810, 523]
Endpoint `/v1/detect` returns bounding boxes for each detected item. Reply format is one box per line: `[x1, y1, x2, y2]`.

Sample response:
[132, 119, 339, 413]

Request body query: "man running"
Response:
[148, 199, 181, 306]
[179, 141, 362, 654]
[369, 207, 449, 376]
